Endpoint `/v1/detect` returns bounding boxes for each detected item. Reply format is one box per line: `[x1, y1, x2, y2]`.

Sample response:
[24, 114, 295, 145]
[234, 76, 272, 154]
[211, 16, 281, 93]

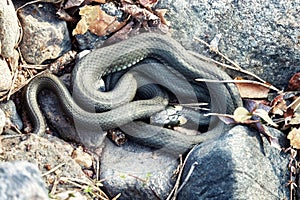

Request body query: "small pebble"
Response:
[71, 146, 93, 168]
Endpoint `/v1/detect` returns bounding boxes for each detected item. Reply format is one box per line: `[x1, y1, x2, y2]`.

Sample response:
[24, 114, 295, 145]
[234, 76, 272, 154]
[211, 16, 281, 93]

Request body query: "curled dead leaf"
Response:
[253, 109, 278, 127]
[234, 78, 270, 99]
[73, 5, 126, 37]
[233, 107, 252, 123]
[270, 93, 286, 115]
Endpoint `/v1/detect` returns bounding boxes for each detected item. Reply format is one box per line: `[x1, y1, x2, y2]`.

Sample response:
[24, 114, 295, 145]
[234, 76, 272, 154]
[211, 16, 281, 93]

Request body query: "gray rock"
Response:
[0, 0, 20, 59]
[0, 100, 23, 130]
[0, 58, 12, 97]
[0, 108, 5, 134]
[100, 139, 177, 199]
[157, 0, 300, 89]
[18, 2, 71, 64]
[1, 133, 91, 193]
[0, 161, 48, 200]
[75, 30, 106, 51]
[177, 125, 290, 200]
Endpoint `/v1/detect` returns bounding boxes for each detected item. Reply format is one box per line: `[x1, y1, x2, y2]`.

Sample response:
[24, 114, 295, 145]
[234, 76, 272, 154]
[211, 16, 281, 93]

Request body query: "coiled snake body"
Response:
[25, 32, 242, 155]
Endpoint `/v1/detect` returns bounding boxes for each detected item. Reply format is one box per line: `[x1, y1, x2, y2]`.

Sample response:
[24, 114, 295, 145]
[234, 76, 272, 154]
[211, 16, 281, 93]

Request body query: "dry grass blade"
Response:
[0, 70, 48, 102]
[195, 78, 279, 92]
[193, 36, 281, 93]
[287, 96, 300, 111]
[41, 162, 65, 177]
[59, 177, 110, 200]
[6, 67, 19, 100]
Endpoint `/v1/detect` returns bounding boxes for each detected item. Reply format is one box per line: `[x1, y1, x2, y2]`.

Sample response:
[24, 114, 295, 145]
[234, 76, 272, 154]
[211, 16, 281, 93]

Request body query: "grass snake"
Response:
[25, 32, 242, 155]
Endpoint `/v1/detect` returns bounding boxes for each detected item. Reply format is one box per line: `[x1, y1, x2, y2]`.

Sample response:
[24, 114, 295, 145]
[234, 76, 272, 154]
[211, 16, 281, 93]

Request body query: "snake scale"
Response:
[25, 32, 242, 155]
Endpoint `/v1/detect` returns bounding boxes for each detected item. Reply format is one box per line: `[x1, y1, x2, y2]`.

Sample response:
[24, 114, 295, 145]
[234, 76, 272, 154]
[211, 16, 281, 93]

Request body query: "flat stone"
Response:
[100, 139, 178, 199]
[18, 2, 71, 64]
[177, 125, 290, 199]
[0, 161, 48, 200]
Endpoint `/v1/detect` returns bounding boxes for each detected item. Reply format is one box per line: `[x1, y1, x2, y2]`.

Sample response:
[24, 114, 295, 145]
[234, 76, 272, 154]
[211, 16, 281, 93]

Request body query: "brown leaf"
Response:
[287, 72, 300, 91]
[122, 4, 159, 22]
[288, 128, 300, 149]
[270, 93, 286, 115]
[73, 5, 126, 37]
[234, 79, 270, 98]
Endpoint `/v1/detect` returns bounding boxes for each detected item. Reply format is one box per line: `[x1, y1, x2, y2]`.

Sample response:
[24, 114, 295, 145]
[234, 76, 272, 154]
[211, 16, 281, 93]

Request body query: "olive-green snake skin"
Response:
[25, 32, 242, 155]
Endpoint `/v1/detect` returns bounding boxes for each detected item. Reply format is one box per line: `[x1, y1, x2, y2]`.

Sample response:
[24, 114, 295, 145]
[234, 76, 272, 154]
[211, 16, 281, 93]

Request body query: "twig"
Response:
[10, 124, 23, 134]
[193, 36, 281, 93]
[195, 78, 280, 92]
[175, 161, 198, 195]
[166, 145, 198, 200]
[20, 64, 48, 70]
[6, 67, 19, 100]
[42, 162, 65, 177]
[49, 176, 59, 196]
[193, 36, 241, 70]
[179, 103, 209, 106]
[1, 134, 23, 139]
[16, 0, 63, 12]
[0, 70, 48, 102]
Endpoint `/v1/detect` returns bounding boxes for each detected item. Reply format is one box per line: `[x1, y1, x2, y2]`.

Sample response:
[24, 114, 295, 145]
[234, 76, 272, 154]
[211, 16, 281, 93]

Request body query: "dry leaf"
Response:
[270, 94, 286, 115]
[122, 4, 159, 22]
[73, 5, 126, 36]
[234, 79, 270, 98]
[253, 109, 278, 127]
[205, 112, 258, 125]
[288, 128, 300, 149]
[233, 107, 252, 123]
[287, 72, 300, 91]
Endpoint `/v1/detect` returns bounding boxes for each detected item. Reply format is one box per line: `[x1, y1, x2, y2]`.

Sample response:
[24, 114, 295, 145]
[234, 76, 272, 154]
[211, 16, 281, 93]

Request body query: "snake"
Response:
[25, 32, 243, 155]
